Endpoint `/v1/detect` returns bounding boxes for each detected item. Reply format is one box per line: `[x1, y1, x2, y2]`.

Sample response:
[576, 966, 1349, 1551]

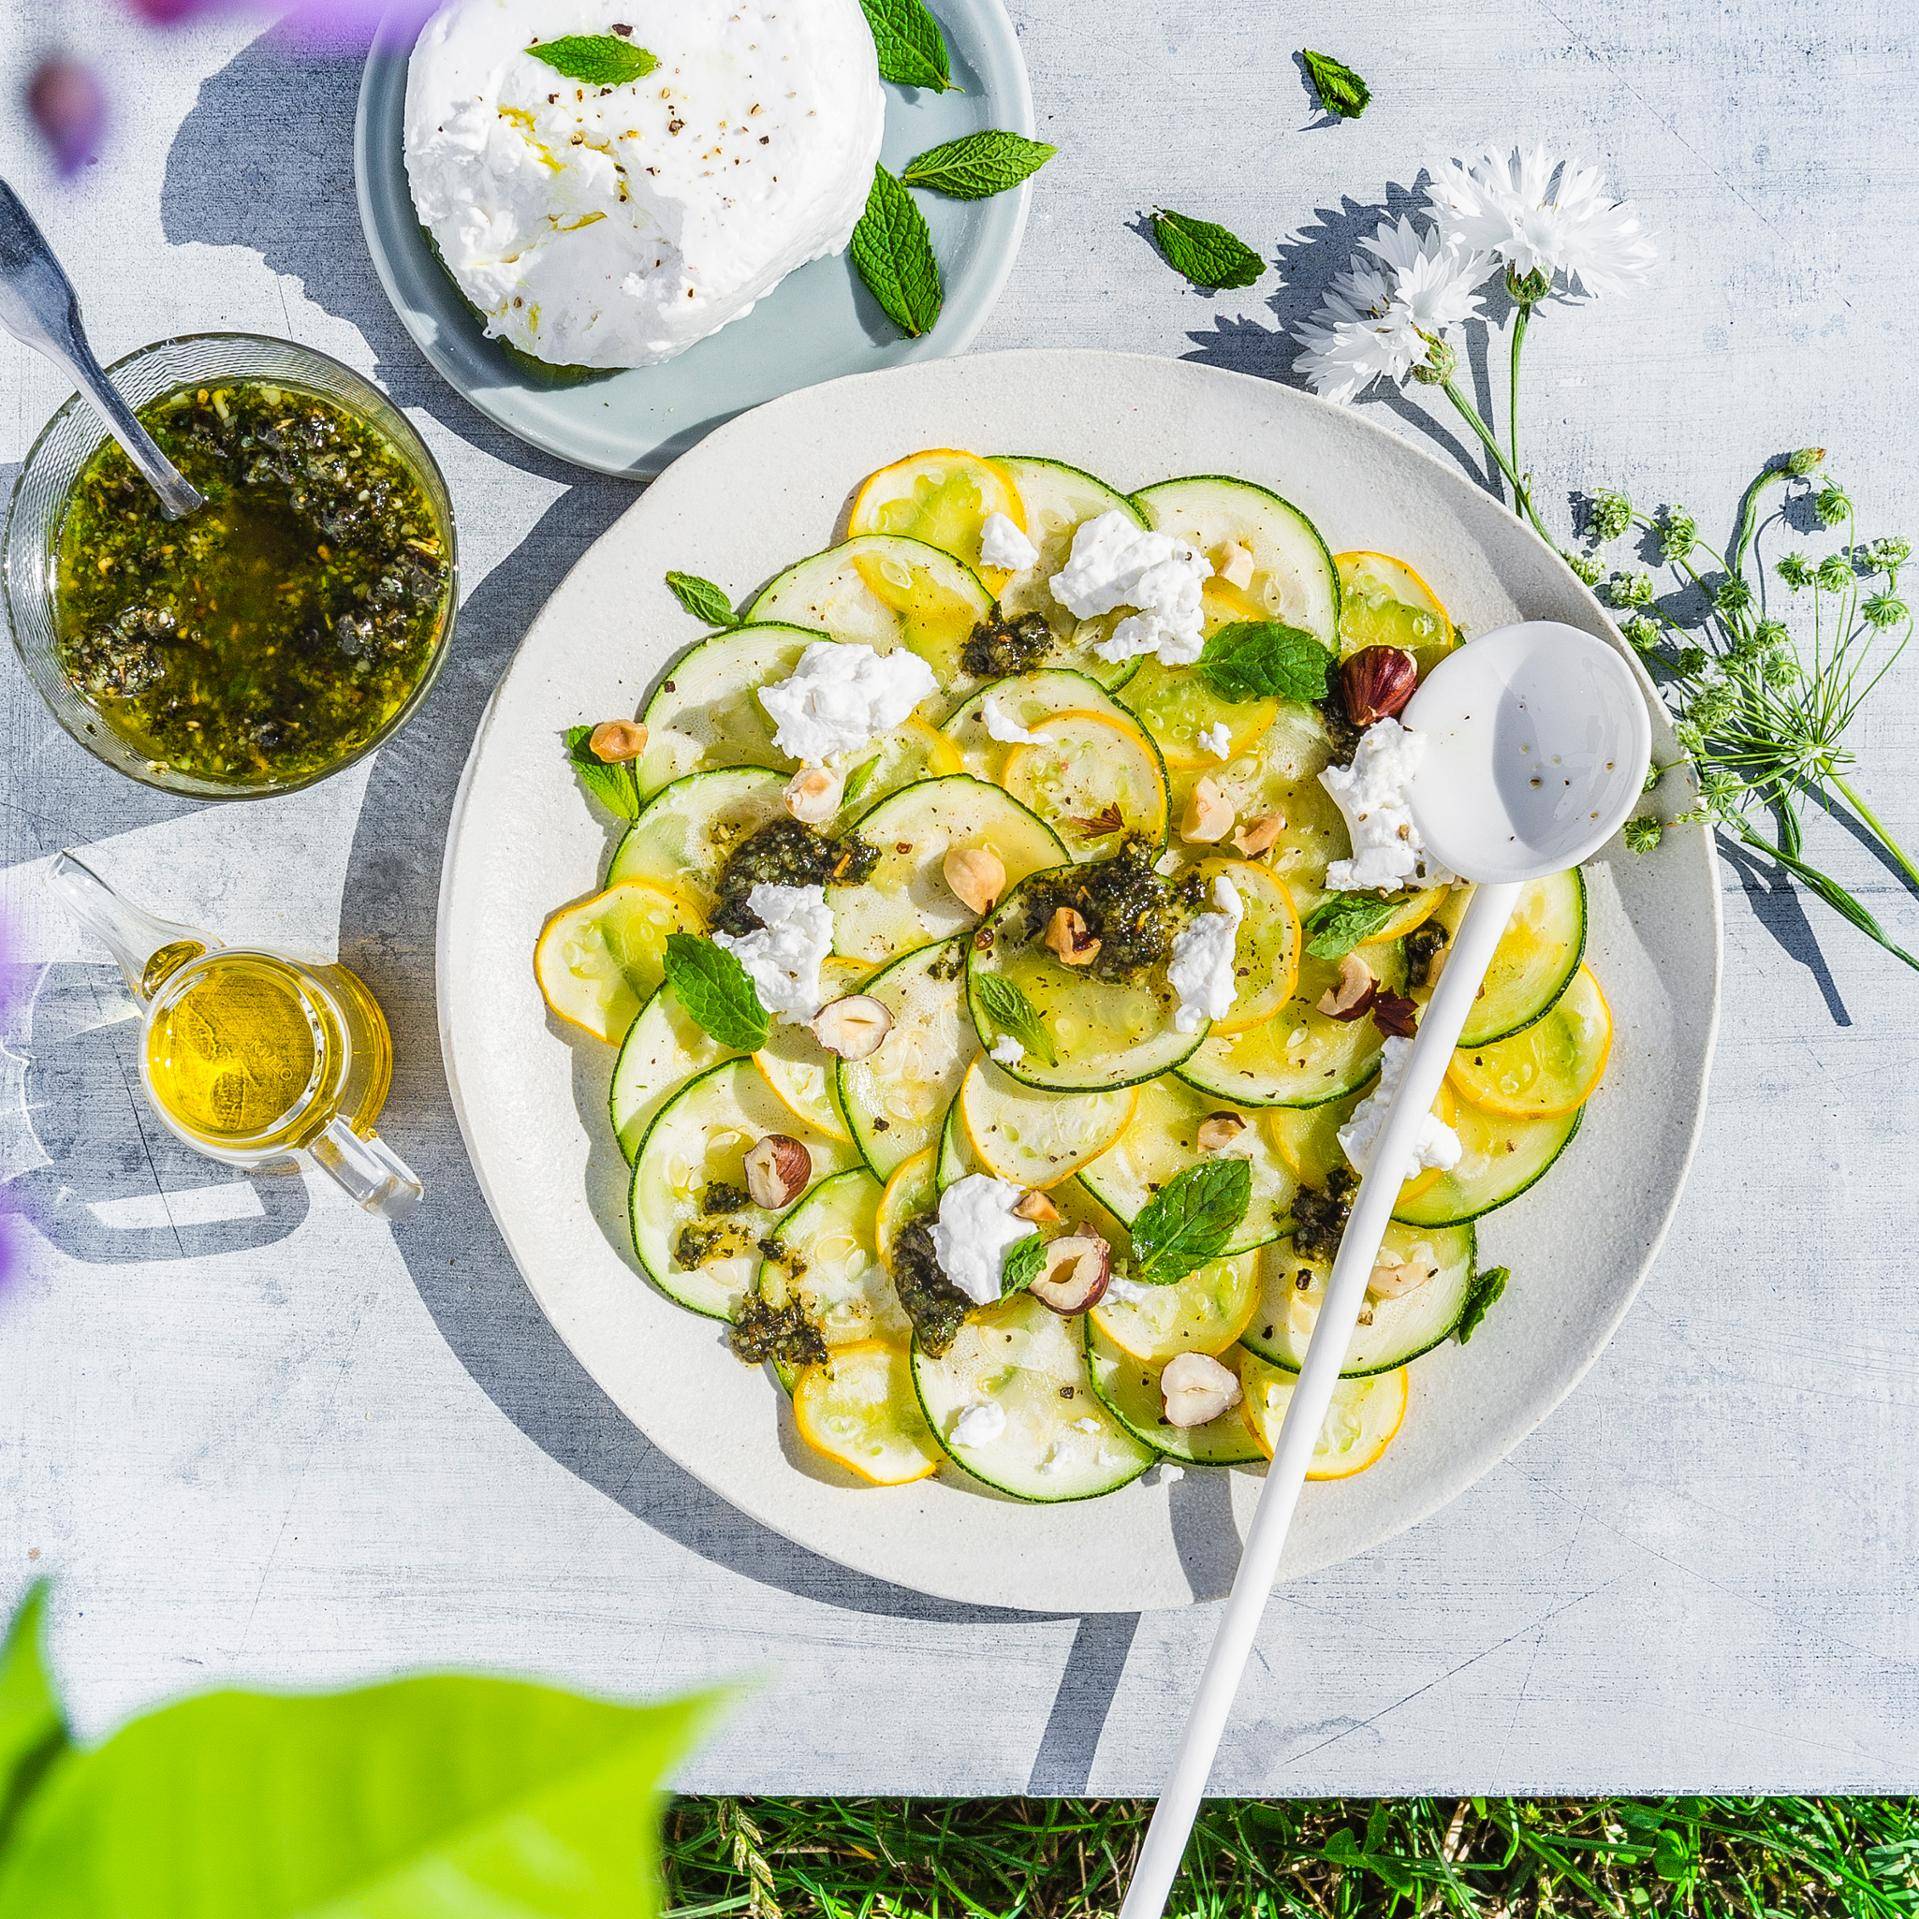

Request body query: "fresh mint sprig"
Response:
[1195, 620, 1331, 703]
[665, 570, 737, 628]
[663, 934, 772, 1050]
[1130, 1158, 1250, 1284]
[850, 165, 943, 337]
[563, 723, 641, 821]
[974, 971, 1057, 1066]
[1302, 892, 1403, 960]
[1301, 49, 1371, 120]
[1150, 209, 1266, 291]
[526, 33, 657, 85]
[1455, 1265, 1509, 1343]
[857, 0, 956, 91]
[901, 131, 1055, 198]
[1001, 1232, 1047, 1295]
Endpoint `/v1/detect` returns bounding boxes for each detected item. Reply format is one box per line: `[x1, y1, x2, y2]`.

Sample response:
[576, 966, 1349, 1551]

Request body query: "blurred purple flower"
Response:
[26, 58, 108, 177]
[123, 0, 440, 41]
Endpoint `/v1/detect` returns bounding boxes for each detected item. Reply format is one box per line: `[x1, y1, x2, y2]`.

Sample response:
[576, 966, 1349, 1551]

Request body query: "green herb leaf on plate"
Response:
[665, 570, 738, 628]
[901, 130, 1056, 198]
[1301, 48, 1371, 120]
[1001, 1232, 1047, 1296]
[0, 1582, 67, 1822]
[1131, 1158, 1251, 1284]
[526, 33, 658, 85]
[664, 933, 772, 1051]
[564, 723, 641, 822]
[850, 166, 944, 337]
[1150, 209, 1266, 290]
[1195, 620, 1331, 703]
[857, 0, 957, 90]
[840, 753, 882, 810]
[974, 972, 1057, 1066]
[1301, 891, 1404, 961]
[1455, 1265, 1509, 1344]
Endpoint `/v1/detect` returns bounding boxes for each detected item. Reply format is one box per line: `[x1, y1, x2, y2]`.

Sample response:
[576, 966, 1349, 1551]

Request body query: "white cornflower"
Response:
[1427, 145, 1656, 300]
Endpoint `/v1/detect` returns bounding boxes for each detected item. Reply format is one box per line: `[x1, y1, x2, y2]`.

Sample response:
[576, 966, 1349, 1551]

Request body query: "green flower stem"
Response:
[1439, 378, 1551, 540]
[1508, 302, 1532, 513]
[1828, 772, 1919, 895]
[1737, 821, 1919, 974]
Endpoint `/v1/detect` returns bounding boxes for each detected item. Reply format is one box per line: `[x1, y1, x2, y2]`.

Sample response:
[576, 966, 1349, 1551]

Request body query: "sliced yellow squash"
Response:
[1238, 1350, 1409, 1477]
[534, 878, 700, 1044]
[848, 448, 1026, 585]
[793, 1339, 942, 1485]
[1360, 884, 1450, 945]
[1089, 1254, 1262, 1365]
[957, 1058, 1137, 1188]
[1335, 550, 1457, 675]
[1266, 1079, 1460, 1202]
[1000, 708, 1170, 857]
[1448, 965, 1612, 1117]
[1196, 856, 1301, 1036]
[875, 1146, 938, 1265]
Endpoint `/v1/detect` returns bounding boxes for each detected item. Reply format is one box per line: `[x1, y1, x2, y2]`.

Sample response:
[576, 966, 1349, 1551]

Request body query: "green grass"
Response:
[666, 1797, 1919, 1918]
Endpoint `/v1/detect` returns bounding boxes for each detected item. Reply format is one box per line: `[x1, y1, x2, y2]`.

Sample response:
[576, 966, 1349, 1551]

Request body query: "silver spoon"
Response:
[0, 177, 202, 520]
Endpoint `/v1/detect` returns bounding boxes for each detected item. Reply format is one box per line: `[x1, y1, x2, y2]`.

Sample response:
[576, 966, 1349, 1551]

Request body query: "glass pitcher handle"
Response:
[310, 1117, 423, 1221]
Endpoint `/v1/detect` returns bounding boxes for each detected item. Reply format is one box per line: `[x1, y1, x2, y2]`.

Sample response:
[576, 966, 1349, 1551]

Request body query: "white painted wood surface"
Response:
[2, 0, 1915, 1792]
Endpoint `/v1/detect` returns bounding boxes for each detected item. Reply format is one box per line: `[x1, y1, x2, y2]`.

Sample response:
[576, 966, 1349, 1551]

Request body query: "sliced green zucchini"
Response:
[630, 1058, 858, 1318]
[911, 1290, 1154, 1501]
[834, 938, 978, 1177]
[827, 774, 1067, 965]
[744, 534, 993, 687]
[1118, 655, 1279, 774]
[956, 1057, 1137, 1189]
[935, 1090, 980, 1191]
[940, 668, 1141, 779]
[1239, 1223, 1477, 1375]
[1084, 1322, 1265, 1466]
[1078, 1075, 1295, 1254]
[609, 985, 734, 1163]
[608, 766, 788, 910]
[1392, 1103, 1583, 1228]
[756, 1169, 911, 1372]
[1434, 871, 1587, 1046]
[634, 623, 826, 797]
[755, 1019, 853, 1143]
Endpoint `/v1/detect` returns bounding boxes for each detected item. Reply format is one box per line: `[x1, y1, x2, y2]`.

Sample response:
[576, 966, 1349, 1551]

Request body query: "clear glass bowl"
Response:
[3, 332, 459, 799]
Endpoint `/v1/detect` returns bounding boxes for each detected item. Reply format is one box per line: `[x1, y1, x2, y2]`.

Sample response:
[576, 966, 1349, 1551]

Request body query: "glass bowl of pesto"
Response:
[4, 332, 458, 798]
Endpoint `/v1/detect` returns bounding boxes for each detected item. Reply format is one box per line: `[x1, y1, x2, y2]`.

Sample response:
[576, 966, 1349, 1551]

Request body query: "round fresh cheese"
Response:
[403, 0, 884, 368]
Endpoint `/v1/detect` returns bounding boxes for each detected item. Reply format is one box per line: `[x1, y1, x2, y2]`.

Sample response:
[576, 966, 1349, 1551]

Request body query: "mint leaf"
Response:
[1150, 209, 1266, 290]
[1001, 1232, 1046, 1296]
[526, 33, 657, 85]
[974, 971, 1056, 1066]
[850, 166, 943, 337]
[857, 0, 955, 90]
[901, 131, 1056, 199]
[1302, 891, 1402, 960]
[1195, 620, 1331, 703]
[1301, 48, 1370, 120]
[1131, 1159, 1250, 1284]
[564, 724, 641, 821]
[1455, 1265, 1509, 1344]
[664, 934, 771, 1051]
[840, 753, 882, 810]
[665, 570, 737, 628]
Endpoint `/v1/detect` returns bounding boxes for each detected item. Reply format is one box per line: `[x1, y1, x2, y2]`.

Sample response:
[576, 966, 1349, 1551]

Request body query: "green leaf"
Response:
[526, 33, 658, 86]
[1301, 48, 1371, 120]
[1001, 1233, 1046, 1296]
[1301, 891, 1402, 961]
[1131, 1159, 1250, 1284]
[0, 1584, 67, 1836]
[564, 724, 641, 822]
[1455, 1265, 1509, 1344]
[974, 972, 1057, 1067]
[1194, 621, 1331, 704]
[664, 934, 772, 1051]
[664, 571, 737, 628]
[900, 131, 1056, 199]
[856, 0, 955, 90]
[839, 753, 882, 810]
[850, 166, 944, 338]
[0, 1674, 726, 1919]
[1150, 209, 1266, 290]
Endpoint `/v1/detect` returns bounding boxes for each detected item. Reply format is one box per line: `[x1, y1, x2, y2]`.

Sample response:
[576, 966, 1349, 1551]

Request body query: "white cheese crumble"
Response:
[930, 1173, 1037, 1307]
[1319, 718, 1459, 893]
[1197, 720, 1233, 760]
[989, 1034, 1026, 1068]
[982, 694, 1045, 745]
[1049, 509, 1213, 666]
[758, 640, 936, 765]
[979, 511, 1041, 573]
[403, 0, 884, 369]
[1337, 1036, 1464, 1183]
[711, 884, 833, 1023]
[1167, 875, 1244, 1033]
[1104, 1274, 1155, 1306]
[950, 1401, 1007, 1448]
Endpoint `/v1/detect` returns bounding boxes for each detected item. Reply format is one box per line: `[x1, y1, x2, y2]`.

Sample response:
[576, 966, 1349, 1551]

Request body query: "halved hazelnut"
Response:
[1317, 951, 1378, 1021]
[1160, 1351, 1243, 1429]
[1371, 989, 1419, 1039]
[1195, 1112, 1247, 1154]
[1215, 541, 1255, 590]
[784, 764, 842, 824]
[1013, 1189, 1060, 1224]
[588, 718, 648, 762]
[744, 1133, 811, 1210]
[1043, 905, 1100, 965]
[1030, 1233, 1111, 1314]
[1181, 775, 1235, 844]
[1337, 645, 1418, 728]
[942, 844, 1006, 916]
[1232, 812, 1282, 857]
[811, 994, 892, 1061]
[1368, 1259, 1436, 1300]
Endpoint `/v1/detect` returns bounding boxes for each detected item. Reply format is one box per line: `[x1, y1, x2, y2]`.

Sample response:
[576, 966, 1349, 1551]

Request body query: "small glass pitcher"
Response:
[47, 851, 423, 1220]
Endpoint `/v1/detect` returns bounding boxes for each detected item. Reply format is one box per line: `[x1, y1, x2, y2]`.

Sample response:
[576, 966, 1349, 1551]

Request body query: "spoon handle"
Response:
[0, 177, 202, 521]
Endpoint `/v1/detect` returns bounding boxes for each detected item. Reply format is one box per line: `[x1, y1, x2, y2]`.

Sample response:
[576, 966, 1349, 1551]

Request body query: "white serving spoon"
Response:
[1118, 620, 1652, 1919]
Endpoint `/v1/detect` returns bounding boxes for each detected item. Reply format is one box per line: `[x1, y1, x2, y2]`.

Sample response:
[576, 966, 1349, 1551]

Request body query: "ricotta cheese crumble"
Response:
[758, 641, 936, 764]
[979, 511, 1041, 573]
[1167, 875, 1244, 1033]
[950, 1401, 1007, 1448]
[711, 883, 832, 1022]
[1337, 1036, 1463, 1183]
[1320, 717, 1458, 894]
[981, 693, 1044, 745]
[1197, 720, 1232, 760]
[403, 0, 884, 368]
[989, 1034, 1026, 1067]
[1050, 510, 1213, 666]
[931, 1173, 1037, 1306]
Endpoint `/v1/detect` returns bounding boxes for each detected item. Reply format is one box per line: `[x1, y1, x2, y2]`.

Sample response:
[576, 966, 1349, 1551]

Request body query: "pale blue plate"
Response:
[353, 3, 1034, 476]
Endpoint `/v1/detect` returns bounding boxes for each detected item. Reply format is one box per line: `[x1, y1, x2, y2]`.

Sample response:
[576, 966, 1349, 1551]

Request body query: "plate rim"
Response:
[435, 347, 1724, 1609]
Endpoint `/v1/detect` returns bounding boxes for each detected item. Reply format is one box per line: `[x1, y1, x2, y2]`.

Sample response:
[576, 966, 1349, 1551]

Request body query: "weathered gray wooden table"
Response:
[3, 0, 1915, 1793]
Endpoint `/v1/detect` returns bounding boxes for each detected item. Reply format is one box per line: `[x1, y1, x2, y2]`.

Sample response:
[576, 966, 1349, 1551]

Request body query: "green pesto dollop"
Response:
[51, 378, 451, 787]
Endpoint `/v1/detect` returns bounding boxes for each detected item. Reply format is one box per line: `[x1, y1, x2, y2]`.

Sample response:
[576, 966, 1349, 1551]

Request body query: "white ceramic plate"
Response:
[437, 350, 1721, 1612]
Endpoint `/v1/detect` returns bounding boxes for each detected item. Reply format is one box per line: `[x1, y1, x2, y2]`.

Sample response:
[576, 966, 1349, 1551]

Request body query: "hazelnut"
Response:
[784, 764, 842, 824]
[1194, 1111, 1247, 1153]
[1337, 646, 1418, 727]
[1029, 1234, 1111, 1314]
[1371, 989, 1419, 1039]
[1012, 1189, 1060, 1224]
[588, 718, 648, 762]
[1043, 905, 1100, 965]
[942, 844, 1006, 916]
[1368, 1258, 1436, 1300]
[1316, 951, 1379, 1021]
[1160, 1351, 1243, 1429]
[810, 994, 892, 1061]
[1180, 775, 1235, 844]
[743, 1133, 811, 1210]
[1232, 812, 1283, 857]
[1215, 541, 1255, 590]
